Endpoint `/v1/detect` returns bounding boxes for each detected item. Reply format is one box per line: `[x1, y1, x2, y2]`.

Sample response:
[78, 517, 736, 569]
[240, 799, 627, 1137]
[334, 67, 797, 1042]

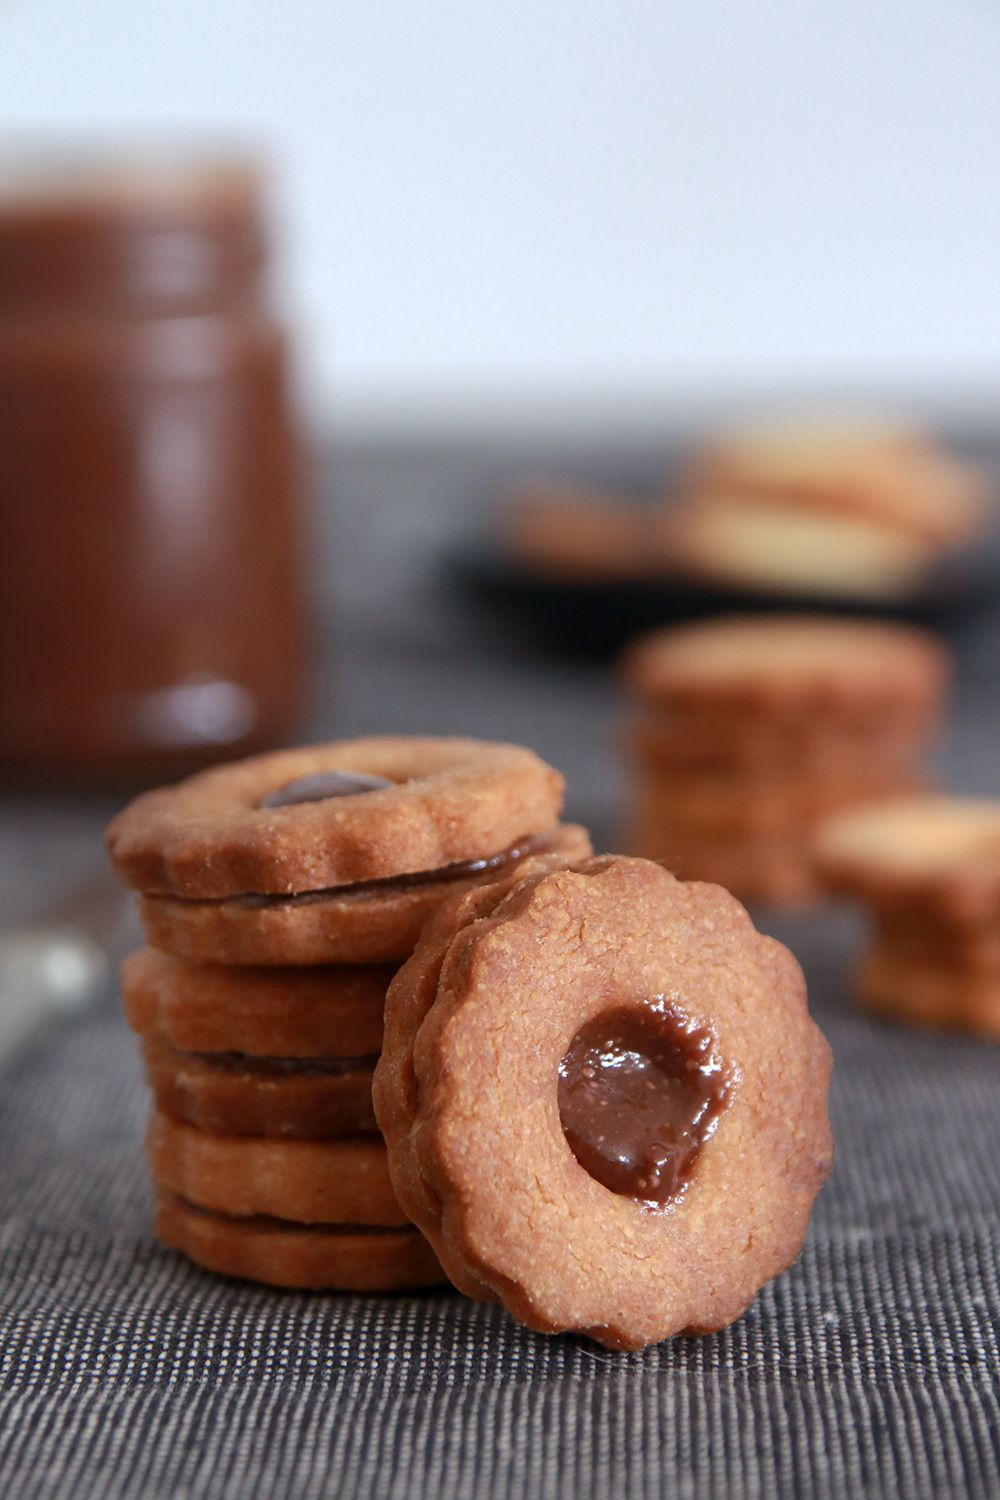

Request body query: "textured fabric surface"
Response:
[3, 913, 1000, 1499]
[3, 438, 1000, 1498]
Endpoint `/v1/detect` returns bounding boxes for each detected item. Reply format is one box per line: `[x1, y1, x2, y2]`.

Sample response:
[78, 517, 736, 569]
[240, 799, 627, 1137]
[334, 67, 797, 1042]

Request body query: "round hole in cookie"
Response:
[557, 1002, 733, 1205]
[259, 771, 395, 808]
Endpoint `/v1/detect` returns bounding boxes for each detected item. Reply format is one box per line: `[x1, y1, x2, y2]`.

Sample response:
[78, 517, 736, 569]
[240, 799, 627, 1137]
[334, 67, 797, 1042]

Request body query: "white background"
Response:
[3, 0, 1000, 431]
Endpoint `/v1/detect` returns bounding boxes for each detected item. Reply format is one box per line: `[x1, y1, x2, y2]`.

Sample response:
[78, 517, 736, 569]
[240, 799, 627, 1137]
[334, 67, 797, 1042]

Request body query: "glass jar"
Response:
[0, 157, 306, 781]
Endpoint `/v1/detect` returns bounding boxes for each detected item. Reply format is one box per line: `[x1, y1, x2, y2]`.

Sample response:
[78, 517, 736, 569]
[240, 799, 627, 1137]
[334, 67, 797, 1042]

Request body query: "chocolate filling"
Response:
[160, 831, 554, 909]
[184, 1051, 378, 1078]
[170, 1194, 412, 1235]
[558, 1003, 733, 1205]
[260, 771, 394, 808]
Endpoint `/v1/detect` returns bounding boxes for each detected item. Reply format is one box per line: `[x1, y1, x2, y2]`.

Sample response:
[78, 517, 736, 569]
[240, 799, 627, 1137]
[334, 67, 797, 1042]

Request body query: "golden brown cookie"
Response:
[627, 706, 935, 773]
[156, 1192, 443, 1290]
[873, 910, 1000, 973]
[373, 855, 832, 1350]
[815, 796, 1000, 927]
[147, 1114, 408, 1225]
[141, 1033, 377, 1138]
[136, 822, 592, 966]
[631, 770, 919, 838]
[859, 946, 1000, 1037]
[627, 831, 821, 910]
[122, 948, 390, 1057]
[503, 479, 650, 580]
[816, 797, 1000, 1032]
[107, 737, 565, 899]
[621, 616, 949, 724]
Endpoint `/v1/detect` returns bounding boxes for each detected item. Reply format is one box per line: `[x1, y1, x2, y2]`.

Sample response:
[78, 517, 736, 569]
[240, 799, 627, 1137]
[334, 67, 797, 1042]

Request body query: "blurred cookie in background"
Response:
[658, 499, 935, 600]
[620, 615, 950, 909]
[658, 417, 993, 601]
[681, 418, 987, 543]
[458, 415, 999, 656]
[816, 796, 1000, 1035]
[502, 478, 651, 581]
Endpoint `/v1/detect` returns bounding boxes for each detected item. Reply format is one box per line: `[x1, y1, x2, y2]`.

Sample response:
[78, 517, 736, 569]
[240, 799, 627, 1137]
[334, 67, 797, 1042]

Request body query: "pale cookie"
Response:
[686, 421, 989, 544]
[659, 497, 933, 599]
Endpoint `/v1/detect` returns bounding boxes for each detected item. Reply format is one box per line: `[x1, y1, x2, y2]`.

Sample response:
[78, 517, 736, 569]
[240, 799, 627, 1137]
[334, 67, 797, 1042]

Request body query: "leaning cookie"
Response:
[373, 855, 832, 1350]
[371, 851, 585, 1304]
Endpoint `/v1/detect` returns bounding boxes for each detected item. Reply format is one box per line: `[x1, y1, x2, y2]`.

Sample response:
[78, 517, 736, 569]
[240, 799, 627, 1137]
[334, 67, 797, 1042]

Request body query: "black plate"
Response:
[444, 524, 1000, 657]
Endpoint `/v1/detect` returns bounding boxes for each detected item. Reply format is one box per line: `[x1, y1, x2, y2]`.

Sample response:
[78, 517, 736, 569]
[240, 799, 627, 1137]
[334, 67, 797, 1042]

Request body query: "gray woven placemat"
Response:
[4, 435, 1000, 1498]
[2, 903, 999, 1500]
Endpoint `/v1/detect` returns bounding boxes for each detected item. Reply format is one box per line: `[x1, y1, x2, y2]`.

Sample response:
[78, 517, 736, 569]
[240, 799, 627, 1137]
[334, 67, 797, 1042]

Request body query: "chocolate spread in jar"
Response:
[0, 157, 305, 780]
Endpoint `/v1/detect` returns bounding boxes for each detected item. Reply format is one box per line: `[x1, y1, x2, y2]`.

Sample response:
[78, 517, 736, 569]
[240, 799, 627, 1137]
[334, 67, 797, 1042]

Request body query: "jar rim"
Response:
[0, 150, 262, 227]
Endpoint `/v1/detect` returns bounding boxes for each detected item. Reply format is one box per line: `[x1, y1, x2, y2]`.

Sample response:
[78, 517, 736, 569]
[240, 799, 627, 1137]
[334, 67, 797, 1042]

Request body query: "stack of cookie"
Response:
[816, 795, 1000, 1035]
[106, 737, 590, 1291]
[620, 616, 949, 908]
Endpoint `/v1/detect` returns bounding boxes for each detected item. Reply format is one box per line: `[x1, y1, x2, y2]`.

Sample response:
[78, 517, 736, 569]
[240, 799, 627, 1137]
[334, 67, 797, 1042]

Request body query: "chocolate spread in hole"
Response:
[558, 1002, 733, 1204]
[260, 770, 394, 808]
